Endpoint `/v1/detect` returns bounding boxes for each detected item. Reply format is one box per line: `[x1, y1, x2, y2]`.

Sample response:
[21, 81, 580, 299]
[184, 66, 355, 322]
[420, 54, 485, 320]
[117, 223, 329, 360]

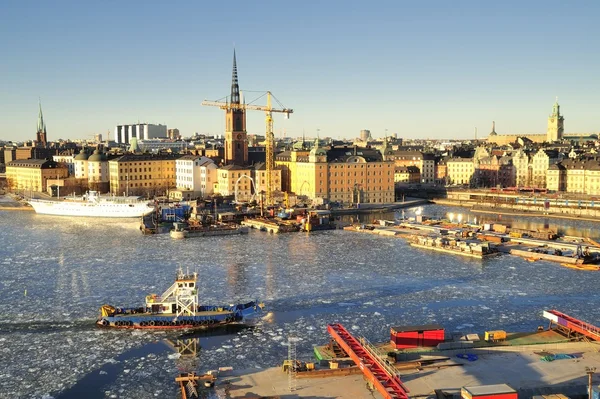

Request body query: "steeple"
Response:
[551, 97, 560, 117]
[230, 49, 240, 104]
[37, 99, 45, 133]
[489, 121, 497, 136]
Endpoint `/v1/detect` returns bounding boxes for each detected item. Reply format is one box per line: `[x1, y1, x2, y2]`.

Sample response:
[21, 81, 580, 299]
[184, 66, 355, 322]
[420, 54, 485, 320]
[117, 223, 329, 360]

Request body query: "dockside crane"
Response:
[202, 92, 293, 206]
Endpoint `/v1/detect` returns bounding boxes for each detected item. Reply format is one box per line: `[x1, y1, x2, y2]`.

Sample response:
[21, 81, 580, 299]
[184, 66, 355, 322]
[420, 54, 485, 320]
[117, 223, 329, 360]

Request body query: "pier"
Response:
[345, 219, 600, 267]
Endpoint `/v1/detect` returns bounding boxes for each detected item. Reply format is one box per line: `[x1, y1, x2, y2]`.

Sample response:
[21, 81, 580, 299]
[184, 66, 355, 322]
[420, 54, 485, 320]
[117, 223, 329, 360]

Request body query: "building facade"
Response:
[114, 123, 167, 145]
[531, 149, 559, 188]
[275, 143, 395, 204]
[6, 159, 68, 192]
[216, 165, 253, 201]
[175, 155, 217, 197]
[108, 154, 179, 196]
[447, 158, 475, 185]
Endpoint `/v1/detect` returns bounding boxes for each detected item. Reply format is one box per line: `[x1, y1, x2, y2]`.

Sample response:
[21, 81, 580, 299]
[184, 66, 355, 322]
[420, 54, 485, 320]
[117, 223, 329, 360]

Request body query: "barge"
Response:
[97, 268, 263, 329]
[409, 236, 500, 259]
[170, 221, 249, 239]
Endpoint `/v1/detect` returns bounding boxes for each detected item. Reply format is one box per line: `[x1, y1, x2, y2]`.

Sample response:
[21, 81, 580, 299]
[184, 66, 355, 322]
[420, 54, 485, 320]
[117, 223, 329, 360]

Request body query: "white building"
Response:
[53, 154, 75, 176]
[175, 155, 217, 198]
[115, 124, 167, 144]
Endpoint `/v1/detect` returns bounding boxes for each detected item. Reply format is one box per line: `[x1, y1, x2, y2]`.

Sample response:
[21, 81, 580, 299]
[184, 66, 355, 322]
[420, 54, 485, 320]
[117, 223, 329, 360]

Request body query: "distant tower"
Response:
[547, 98, 564, 142]
[224, 49, 248, 165]
[489, 121, 497, 136]
[36, 100, 48, 146]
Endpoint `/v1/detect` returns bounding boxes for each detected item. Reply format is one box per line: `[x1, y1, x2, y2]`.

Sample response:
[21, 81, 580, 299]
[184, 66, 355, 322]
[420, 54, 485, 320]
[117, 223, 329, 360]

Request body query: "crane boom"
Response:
[202, 91, 293, 206]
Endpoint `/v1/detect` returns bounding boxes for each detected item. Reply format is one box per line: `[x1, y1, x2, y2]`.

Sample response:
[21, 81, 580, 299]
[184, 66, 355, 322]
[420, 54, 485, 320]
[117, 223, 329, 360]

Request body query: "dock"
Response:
[241, 218, 299, 234]
[344, 219, 599, 267]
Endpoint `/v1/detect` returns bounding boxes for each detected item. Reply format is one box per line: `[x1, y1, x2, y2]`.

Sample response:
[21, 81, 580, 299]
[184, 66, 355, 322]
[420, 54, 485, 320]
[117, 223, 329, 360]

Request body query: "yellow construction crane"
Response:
[202, 91, 293, 206]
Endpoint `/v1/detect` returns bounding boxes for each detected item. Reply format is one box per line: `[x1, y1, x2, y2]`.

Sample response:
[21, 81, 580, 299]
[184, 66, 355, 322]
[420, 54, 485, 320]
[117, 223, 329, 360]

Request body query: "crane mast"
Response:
[202, 91, 292, 207]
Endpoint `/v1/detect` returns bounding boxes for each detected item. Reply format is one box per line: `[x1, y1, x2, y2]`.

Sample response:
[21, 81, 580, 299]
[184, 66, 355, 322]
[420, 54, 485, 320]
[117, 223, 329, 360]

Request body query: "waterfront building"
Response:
[175, 155, 217, 198]
[435, 158, 448, 184]
[474, 155, 516, 188]
[394, 166, 420, 183]
[388, 150, 436, 184]
[73, 150, 89, 180]
[114, 123, 167, 145]
[531, 149, 560, 188]
[87, 149, 109, 192]
[446, 157, 475, 185]
[216, 165, 253, 201]
[512, 148, 531, 187]
[108, 154, 179, 196]
[252, 162, 282, 196]
[224, 50, 248, 165]
[275, 141, 395, 204]
[6, 159, 68, 192]
[548, 158, 600, 195]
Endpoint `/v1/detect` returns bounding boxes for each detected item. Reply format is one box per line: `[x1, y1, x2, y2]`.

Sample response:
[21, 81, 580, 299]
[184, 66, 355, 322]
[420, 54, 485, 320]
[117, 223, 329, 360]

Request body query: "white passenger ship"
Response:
[28, 191, 154, 218]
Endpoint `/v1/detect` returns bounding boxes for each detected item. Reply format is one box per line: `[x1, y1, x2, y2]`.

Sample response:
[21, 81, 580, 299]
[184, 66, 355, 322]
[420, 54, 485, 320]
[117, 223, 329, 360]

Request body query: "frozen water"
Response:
[1, 205, 600, 397]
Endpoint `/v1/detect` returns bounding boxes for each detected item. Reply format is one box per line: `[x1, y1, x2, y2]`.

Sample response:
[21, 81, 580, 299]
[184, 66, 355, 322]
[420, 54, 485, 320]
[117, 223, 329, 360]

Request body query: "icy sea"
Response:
[2, 204, 600, 398]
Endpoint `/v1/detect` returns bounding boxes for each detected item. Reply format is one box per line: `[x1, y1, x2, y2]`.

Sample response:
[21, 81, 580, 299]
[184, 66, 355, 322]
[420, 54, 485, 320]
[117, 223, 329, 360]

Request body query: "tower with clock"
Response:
[546, 98, 564, 142]
[224, 50, 248, 165]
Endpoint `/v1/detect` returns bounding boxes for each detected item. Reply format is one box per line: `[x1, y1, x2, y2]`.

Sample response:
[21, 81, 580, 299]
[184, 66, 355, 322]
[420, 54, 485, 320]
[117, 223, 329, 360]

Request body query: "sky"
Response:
[1, 0, 599, 142]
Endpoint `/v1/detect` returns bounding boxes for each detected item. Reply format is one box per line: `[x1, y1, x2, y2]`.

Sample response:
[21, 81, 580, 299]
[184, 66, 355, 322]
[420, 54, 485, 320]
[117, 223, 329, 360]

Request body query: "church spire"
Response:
[37, 99, 45, 133]
[230, 49, 240, 104]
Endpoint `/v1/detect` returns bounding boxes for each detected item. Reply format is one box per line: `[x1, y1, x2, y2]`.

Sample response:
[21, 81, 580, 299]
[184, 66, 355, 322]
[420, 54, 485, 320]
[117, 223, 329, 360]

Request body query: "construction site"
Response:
[176, 310, 600, 399]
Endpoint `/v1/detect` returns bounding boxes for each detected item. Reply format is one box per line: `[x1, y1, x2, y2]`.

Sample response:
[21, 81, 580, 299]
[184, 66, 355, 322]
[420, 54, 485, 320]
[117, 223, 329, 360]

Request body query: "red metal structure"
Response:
[390, 324, 445, 349]
[543, 310, 600, 341]
[327, 323, 410, 399]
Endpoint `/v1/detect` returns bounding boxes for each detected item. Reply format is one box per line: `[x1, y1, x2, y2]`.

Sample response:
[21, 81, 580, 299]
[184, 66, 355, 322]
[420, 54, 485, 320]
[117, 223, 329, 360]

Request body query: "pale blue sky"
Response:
[1, 1, 598, 142]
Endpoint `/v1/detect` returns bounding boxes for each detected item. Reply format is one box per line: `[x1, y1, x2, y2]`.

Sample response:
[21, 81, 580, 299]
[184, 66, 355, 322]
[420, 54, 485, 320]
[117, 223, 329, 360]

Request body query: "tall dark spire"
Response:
[37, 99, 45, 133]
[230, 49, 240, 104]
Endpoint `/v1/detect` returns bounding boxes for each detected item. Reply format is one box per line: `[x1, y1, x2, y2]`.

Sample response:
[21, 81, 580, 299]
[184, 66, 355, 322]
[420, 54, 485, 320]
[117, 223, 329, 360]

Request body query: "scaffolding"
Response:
[287, 333, 298, 392]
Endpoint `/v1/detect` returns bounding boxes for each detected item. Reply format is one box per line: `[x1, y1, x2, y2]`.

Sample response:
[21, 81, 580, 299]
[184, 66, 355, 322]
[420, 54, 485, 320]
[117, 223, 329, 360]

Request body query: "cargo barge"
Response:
[96, 268, 263, 329]
[169, 221, 249, 239]
[409, 235, 500, 259]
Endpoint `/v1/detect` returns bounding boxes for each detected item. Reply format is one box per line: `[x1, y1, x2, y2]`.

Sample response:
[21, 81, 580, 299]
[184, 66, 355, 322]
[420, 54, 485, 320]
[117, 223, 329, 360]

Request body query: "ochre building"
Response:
[6, 159, 68, 192]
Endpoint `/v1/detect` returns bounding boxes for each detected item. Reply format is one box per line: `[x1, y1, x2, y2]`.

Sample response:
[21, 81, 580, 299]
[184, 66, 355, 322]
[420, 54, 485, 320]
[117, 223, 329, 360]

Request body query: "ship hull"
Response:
[29, 199, 153, 218]
[97, 301, 263, 330]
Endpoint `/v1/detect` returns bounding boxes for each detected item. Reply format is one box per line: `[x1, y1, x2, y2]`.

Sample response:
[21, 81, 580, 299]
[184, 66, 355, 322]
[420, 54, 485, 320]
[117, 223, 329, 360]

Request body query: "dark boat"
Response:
[96, 268, 263, 329]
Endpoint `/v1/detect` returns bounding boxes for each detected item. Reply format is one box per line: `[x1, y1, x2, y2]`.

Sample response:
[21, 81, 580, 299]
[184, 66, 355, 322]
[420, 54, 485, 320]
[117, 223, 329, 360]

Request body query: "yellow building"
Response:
[6, 159, 68, 192]
[253, 163, 282, 195]
[275, 142, 395, 204]
[447, 158, 475, 185]
[548, 159, 600, 195]
[216, 165, 253, 201]
[108, 154, 179, 196]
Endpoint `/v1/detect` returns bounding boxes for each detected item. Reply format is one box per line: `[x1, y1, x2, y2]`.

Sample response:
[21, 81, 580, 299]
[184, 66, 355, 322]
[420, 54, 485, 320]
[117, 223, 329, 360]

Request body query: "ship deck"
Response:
[111, 310, 232, 318]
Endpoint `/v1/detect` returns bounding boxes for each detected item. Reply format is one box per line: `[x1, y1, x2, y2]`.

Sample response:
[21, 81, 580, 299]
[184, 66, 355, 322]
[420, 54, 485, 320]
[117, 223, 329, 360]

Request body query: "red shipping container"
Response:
[390, 324, 445, 349]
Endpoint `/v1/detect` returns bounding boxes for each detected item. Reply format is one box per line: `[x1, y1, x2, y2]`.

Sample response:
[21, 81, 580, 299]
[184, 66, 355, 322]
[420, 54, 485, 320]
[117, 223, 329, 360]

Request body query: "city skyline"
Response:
[1, 1, 599, 142]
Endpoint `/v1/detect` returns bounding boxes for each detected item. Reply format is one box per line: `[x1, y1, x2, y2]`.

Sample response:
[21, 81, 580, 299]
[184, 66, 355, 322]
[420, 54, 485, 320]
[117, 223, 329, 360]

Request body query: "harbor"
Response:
[344, 216, 600, 266]
[4, 203, 600, 398]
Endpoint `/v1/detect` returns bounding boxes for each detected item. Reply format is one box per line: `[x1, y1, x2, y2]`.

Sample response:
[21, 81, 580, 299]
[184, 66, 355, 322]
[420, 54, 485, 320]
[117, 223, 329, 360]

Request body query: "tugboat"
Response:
[97, 268, 263, 329]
